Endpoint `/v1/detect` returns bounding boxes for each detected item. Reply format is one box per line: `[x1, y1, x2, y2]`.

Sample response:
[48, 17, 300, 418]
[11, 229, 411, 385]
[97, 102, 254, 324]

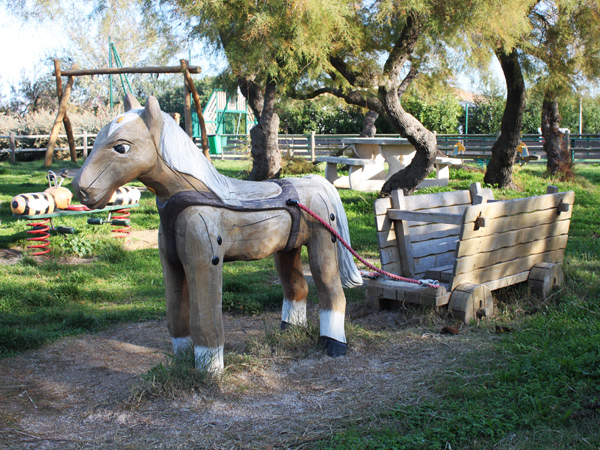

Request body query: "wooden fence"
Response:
[2, 132, 600, 164]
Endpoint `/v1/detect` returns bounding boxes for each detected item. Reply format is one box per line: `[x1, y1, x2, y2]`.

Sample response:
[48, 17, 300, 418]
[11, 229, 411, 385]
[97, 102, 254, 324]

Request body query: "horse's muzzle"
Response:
[77, 188, 89, 203]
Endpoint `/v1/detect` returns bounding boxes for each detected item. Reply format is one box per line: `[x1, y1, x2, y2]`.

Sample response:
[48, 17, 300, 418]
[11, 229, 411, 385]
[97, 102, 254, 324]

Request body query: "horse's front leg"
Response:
[158, 223, 191, 354]
[177, 209, 225, 373]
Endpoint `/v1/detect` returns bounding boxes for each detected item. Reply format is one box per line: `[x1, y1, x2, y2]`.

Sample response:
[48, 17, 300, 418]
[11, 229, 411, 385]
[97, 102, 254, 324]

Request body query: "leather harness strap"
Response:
[157, 180, 301, 266]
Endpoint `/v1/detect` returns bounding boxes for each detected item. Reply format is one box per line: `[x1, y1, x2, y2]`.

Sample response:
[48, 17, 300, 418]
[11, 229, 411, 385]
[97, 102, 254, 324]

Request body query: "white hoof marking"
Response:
[319, 309, 346, 343]
[194, 345, 224, 373]
[171, 336, 192, 354]
[282, 298, 307, 326]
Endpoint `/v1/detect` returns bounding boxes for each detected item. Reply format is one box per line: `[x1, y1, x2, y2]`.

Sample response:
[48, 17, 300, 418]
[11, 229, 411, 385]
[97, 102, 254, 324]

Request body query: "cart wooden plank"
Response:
[461, 208, 573, 240]
[456, 220, 571, 257]
[462, 191, 575, 224]
[387, 209, 464, 225]
[451, 249, 565, 289]
[454, 235, 569, 275]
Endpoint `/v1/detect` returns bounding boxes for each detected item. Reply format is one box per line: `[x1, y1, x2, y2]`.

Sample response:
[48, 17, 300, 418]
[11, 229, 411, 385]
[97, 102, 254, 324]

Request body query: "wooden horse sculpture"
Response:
[73, 95, 363, 372]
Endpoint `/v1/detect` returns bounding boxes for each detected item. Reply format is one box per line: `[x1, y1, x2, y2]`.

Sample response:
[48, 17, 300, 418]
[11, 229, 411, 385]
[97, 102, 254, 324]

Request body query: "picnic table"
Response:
[315, 138, 460, 191]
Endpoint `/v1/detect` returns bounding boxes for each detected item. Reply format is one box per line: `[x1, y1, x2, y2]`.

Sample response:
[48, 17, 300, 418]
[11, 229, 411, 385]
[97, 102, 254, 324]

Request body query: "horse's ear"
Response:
[141, 96, 163, 149]
[123, 94, 142, 111]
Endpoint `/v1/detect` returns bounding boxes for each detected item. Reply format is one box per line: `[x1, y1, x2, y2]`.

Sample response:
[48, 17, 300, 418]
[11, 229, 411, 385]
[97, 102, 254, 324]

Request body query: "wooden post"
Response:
[184, 82, 193, 137]
[45, 75, 74, 167]
[54, 60, 77, 163]
[83, 130, 88, 159]
[390, 190, 416, 277]
[180, 59, 210, 160]
[310, 131, 316, 161]
[9, 132, 16, 163]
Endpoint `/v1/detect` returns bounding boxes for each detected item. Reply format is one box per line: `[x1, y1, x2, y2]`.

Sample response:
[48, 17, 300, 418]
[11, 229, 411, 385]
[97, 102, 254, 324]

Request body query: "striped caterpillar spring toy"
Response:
[11, 170, 73, 215]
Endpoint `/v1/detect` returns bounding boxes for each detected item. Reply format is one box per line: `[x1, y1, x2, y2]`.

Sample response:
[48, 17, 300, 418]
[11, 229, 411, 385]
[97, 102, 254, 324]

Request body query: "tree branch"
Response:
[237, 77, 264, 120]
[289, 85, 384, 114]
[260, 76, 277, 125]
[329, 56, 359, 86]
[383, 13, 422, 83]
[398, 66, 419, 96]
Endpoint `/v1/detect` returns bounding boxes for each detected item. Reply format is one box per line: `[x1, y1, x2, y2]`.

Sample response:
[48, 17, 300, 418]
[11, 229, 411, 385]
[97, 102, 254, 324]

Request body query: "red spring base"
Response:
[111, 208, 131, 238]
[27, 218, 51, 256]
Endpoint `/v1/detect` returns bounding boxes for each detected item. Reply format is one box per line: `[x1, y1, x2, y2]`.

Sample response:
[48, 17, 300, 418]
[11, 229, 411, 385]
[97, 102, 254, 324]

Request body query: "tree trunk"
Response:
[379, 13, 437, 195]
[483, 48, 526, 188]
[379, 98, 437, 195]
[359, 110, 378, 137]
[542, 93, 571, 175]
[239, 77, 282, 180]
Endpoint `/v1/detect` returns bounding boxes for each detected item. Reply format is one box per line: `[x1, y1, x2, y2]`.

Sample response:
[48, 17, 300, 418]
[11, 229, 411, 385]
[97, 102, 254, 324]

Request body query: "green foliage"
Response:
[402, 91, 463, 134]
[58, 235, 95, 257]
[179, 0, 357, 81]
[278, 97, 363, 134]
[281, 156, 320, 176]
[153, 77, 215, 118]
[463, 96, 505, 134]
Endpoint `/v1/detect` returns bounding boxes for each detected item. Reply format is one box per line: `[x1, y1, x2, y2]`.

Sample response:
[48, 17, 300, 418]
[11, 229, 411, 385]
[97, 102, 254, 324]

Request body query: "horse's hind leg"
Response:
[307, 229, 347, 357]
[274, 247, 308, 329]
[159, 225, 191, 354]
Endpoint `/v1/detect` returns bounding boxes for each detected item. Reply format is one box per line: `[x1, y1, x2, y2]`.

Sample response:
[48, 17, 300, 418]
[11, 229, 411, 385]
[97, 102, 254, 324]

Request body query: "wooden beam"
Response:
[54, 60, 77, 163]
[390, 190, 416, 277]
[45, 75, 74, 167]
[387, 209, 464, 225]
[54, 65, 202, 76]
[183, 81, 192, 137]
[180, 59, 210, 160]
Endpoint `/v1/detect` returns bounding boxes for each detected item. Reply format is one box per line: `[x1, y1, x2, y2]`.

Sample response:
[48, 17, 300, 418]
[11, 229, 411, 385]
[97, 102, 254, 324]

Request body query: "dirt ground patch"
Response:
[0, 310, 486, 450]
[0, 231, 489, 449]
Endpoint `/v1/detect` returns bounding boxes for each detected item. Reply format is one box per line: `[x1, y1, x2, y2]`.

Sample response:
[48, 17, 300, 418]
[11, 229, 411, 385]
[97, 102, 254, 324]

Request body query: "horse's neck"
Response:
[227, 177, 283, 200]
[138, 156, 283, 203]
[138, 159, 210, 202]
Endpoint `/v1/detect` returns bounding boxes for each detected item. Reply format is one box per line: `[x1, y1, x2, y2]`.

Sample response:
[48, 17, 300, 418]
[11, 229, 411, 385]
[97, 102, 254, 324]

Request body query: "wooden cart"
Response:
[366, 183, 574, 322]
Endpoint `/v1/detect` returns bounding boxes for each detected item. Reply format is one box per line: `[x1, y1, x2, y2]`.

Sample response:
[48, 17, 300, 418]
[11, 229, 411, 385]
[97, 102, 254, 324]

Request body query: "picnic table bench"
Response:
[441, 141, 542, 164]
[367, 183, 574, 322]
[315, 138, 460, 191]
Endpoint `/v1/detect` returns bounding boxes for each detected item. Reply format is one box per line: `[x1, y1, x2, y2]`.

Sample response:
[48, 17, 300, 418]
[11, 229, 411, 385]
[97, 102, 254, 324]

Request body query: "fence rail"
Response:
[2, 132, 600, 164]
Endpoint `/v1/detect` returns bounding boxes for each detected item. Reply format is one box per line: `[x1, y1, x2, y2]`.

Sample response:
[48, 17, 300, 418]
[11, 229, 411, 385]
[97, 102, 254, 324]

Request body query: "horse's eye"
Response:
[114, 144, 130, 154]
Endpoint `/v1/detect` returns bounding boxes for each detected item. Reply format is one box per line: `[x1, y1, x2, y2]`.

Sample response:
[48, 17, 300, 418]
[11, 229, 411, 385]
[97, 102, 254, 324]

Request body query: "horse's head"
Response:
[73, 95, 164, 209]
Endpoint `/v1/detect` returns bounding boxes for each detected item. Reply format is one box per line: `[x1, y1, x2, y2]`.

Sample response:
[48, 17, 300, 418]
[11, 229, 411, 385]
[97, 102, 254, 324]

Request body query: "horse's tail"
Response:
[308, 176, 363, 288]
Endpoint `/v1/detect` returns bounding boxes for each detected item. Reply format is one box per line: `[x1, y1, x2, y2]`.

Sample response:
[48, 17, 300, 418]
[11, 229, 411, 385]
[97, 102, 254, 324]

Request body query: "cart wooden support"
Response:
[367, 183, 574, 323]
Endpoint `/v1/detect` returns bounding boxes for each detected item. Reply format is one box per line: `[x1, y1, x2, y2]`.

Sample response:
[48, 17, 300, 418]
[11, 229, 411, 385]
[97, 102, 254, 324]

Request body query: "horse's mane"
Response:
[110, 108, 275, 205]
[157, 112, 243, 206]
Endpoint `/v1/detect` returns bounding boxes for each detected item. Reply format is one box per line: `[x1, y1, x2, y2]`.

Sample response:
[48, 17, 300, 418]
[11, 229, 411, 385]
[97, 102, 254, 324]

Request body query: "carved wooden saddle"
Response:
[157, 179, 301, 265]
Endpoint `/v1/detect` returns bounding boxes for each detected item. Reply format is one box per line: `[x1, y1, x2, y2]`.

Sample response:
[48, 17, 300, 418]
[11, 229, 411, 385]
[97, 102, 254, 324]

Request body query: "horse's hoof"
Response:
[319, 336, 347, 357]
[281, 321, 291, 331]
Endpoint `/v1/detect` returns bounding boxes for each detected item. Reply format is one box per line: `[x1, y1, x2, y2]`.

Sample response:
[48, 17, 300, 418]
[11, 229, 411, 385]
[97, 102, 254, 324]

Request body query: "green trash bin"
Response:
[208, 135, 222, 154]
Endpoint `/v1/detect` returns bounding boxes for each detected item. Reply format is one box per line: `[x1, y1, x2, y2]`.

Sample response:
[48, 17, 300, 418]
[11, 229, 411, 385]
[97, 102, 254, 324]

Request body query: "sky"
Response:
[0, 5, 227, 101]
[0, 9, 68, 98]
[0, 5, 490, 104]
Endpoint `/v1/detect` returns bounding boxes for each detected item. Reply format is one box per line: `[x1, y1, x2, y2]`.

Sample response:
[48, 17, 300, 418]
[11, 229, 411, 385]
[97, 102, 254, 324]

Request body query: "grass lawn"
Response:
[0, 158, 598, 448]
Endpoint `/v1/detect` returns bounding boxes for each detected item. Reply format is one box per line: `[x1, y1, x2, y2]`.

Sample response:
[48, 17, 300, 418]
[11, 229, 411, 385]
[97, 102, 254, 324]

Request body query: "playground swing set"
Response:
[44, 55, 209, 167]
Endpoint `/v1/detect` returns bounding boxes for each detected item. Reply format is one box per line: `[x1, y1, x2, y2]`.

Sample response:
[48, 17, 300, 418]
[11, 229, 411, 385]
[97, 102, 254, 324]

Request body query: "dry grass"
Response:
[0, 302, 488, 449]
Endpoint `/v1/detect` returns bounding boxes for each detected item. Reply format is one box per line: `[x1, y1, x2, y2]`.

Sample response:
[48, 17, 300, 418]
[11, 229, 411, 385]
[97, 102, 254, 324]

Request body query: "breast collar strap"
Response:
[157, 180, 301, 266]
